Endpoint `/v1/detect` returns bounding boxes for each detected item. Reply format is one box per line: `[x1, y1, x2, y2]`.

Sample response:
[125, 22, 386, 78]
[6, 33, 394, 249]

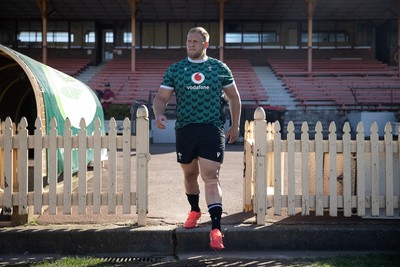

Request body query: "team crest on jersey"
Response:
[191, 72, 205, 84]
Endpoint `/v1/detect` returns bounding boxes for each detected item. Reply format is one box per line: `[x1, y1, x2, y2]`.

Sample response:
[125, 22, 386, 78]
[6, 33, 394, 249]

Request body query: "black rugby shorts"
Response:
[175, 123, 225, 164]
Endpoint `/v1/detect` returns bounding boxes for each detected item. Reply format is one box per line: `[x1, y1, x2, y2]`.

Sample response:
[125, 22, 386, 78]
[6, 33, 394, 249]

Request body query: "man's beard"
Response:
[187, 50, 205, 59]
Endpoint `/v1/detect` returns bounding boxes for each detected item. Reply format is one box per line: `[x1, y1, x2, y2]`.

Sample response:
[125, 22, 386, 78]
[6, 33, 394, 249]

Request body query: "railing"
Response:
[244, 107, 400, 225]
[0, 106, 150, 226]
[349, 87, 400, 106]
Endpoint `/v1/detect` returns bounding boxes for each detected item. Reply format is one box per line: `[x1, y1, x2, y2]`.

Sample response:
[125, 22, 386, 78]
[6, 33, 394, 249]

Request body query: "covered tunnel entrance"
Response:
[0, 49, 44, 135]
[0, 45, 105, 177]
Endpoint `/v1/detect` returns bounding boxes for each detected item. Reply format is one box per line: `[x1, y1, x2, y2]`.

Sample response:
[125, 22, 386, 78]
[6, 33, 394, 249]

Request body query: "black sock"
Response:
[208, 203, 222, 231]
[186, 193, 200, 212]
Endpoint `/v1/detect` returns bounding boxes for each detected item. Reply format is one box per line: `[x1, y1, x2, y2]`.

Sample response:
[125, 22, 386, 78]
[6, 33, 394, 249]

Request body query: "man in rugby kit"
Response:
[152, 27, 241, 251]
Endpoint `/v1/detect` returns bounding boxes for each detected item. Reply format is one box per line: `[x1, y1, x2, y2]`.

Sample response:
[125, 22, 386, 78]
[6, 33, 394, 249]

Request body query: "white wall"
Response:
[347, 112, 396, 137]
[151, 119, 176, 143]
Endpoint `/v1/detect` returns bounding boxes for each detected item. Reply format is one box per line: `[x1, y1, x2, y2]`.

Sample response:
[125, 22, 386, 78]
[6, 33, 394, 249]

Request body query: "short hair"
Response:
[188, 27, 210, 42]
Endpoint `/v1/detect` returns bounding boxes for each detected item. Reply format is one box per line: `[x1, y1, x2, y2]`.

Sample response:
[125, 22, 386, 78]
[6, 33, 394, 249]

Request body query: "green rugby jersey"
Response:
[161, 56, 234, 129]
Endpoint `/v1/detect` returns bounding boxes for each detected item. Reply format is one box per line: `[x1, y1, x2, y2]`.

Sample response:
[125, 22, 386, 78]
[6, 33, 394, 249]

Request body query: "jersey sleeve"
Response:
[160, 66, 175, 90]
[220, 63, 235, 88]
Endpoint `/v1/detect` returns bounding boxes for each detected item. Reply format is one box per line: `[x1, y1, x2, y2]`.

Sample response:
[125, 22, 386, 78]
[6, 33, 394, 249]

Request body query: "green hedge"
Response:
[103, 104, 131, 120]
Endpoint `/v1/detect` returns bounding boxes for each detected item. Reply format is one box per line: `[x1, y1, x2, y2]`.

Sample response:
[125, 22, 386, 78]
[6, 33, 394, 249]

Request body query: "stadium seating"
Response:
[268, 58, 398, 77]
[225, 59, 269, 106]
[267, 59, 400, 110]
[46, 58, 92, 77]
[87, 59, 171, 106]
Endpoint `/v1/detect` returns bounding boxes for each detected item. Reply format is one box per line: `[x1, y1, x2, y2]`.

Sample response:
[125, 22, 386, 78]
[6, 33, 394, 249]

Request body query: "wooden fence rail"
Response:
[0, 105, 150, 226]
[244, 107, 400, 225]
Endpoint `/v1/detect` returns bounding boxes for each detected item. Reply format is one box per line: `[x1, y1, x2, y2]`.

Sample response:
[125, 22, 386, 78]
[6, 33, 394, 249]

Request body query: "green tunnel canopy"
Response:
[0, 45, 105, 175]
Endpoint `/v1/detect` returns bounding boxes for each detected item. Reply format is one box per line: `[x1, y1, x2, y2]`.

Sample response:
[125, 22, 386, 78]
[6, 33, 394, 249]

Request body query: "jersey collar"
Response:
[188, 56, 208, 63]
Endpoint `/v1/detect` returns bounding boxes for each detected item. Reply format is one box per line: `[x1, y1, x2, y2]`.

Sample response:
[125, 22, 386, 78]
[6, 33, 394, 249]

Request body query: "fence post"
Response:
[63, 119, 72, 215]
[122, 117, 132, 214]
[3, 118, 13, 217]
[343, 122, 352, 217]
[78, 119, 88, 214]
[287, 121, 296, 215]
[48, 119, 58, 215]
[273, 121, 282, 215]
[136, 105, 149, 226]
[17, 118, 28, 218]
[108, 118, 117, 214]
[301, 122, 310, 215]
[384, 122, 394, 217]
[315, 121, 324, 216]
[370, 122, 380, 216]
[356, 122, 366, 216]
[92, 118, 102, 214]
[33, 117, 44, 215]
[328, 122, 338, 216]
[243, 120, 253, 212]
[253, 107, 267, 225]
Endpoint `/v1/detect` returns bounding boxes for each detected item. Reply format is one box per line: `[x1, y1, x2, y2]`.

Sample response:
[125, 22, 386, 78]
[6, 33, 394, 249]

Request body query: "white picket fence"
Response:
[0, 106, 150, 226]
[244, 107, 400, 225]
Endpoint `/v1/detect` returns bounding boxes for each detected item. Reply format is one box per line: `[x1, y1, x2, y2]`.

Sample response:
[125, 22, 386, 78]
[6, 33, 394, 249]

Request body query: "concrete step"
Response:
[76, 63, 107, 85]
[252, 66, 297, 110]
[1, 222, 398, 254]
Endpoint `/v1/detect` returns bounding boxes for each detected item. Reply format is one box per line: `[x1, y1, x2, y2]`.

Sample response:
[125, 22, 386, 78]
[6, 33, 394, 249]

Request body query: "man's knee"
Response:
[201, 168, 220, 182]
[203, 176, 220, 187]
[184, 169, 200, 180]
[181, 161, 200, 178]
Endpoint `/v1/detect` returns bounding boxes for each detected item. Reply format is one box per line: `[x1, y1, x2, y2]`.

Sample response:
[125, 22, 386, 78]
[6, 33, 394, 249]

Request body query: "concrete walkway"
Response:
[29, 143, 248, 226]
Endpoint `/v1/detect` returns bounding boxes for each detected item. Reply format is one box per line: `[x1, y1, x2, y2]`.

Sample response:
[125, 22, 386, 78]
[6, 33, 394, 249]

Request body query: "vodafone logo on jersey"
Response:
[187, 72, 209, 90]
[191, 72, 205, 84]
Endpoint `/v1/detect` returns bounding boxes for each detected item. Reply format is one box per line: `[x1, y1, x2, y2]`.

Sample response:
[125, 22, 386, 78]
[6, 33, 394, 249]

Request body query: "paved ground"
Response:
[34, 143, 250, 226]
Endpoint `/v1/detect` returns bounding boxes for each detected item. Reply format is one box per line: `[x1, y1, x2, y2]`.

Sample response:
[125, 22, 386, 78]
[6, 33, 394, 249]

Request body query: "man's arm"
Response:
[223, 83, 242, 143]
[152, 87, 174, 129]
[107, 92, 115, 103]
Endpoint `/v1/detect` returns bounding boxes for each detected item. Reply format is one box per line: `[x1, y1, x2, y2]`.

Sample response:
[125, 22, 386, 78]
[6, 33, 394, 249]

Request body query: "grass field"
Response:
[3, 252, 399, 267]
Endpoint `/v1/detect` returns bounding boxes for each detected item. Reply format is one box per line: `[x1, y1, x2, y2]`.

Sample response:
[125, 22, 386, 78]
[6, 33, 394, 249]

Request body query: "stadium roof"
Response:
[0, 0, 398, 22]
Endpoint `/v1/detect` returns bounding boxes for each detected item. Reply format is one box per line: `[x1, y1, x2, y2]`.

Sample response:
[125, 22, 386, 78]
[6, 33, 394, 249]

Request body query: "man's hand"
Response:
[226, 126, 239, 144]
[153, 87, 174, 130]
[155, 114, 168, 129]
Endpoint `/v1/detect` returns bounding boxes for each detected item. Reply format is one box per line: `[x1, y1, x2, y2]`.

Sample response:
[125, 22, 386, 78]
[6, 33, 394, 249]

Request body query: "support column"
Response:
[40, 0, 47, 64]
[219, 0, 225, 62]
[306, 0, 317, 75]
[130, 0, 136, 72]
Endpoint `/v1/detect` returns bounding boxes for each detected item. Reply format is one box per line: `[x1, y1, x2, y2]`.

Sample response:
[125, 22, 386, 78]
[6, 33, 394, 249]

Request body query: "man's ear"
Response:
[204, 41, 209, 49]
